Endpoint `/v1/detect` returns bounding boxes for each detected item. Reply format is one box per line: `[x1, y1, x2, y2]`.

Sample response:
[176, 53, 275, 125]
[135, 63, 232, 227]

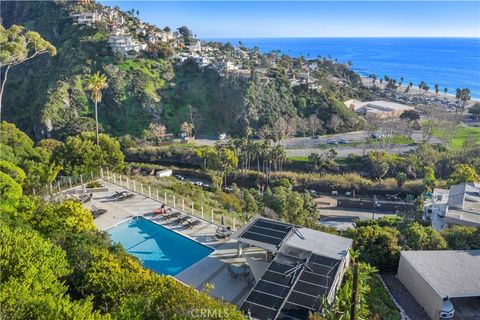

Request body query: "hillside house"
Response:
[424, 182, 480, 229]
[72, 11, 102, 25]
[108, 35, 146, 57]
[147, 34, 158, 44]
[187, 40, 202, 53]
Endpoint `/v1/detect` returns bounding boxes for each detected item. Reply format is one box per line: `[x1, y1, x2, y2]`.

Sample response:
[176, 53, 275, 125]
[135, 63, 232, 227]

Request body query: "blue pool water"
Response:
[108, 217, 213, 275]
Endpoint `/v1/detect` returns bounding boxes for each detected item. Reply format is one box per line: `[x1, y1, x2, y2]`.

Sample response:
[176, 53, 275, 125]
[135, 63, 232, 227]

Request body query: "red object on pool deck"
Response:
[153, 207, 172, 215]
[153, 208, 166, 215]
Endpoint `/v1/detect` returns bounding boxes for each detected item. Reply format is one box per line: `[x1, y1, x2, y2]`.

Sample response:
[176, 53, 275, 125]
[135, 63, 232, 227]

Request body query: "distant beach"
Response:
[204, 37, 480, 98]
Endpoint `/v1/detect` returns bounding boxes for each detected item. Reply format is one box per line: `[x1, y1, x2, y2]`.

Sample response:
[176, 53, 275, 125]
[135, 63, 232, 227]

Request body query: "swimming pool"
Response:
[108, 217, 214, 276]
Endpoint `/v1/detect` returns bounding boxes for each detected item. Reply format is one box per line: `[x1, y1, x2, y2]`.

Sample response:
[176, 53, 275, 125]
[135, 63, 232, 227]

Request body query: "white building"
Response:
[147, 34, 158, 44]
[156, 169, 173, 177]
[424, 182, 480, 229]
[187, 40, 202, 53]
[158, 31, 174, 42]
[73, 11, 102, 25]
[398, 250, 480, 320]
[194, 56, 211, 68]
[309, 61, 318, 72]
[103, 7, 124, 24]
[108, 35, 147, 57]
[135, 27, 147, 36]
[344, 100, 414, 119]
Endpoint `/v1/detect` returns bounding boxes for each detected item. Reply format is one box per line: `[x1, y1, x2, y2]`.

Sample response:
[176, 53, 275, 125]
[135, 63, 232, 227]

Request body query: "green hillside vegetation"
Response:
[1, 1, 363, 141]
[0, 136, 244, 320]
[1, 123, 479, 319]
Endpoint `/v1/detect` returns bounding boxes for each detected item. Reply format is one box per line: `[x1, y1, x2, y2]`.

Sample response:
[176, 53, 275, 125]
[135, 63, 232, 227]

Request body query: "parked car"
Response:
[175, 175, 185, 181]
[338, 138, 348, 144]
[439, 298, 454, 319]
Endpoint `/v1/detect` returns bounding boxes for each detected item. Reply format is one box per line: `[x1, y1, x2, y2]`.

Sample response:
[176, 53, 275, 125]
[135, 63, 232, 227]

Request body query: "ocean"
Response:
[204, 37, 480, 98]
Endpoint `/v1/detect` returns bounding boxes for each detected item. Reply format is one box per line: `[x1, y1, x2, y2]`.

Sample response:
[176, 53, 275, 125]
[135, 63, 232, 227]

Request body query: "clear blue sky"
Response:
[101, 1, 480, 38]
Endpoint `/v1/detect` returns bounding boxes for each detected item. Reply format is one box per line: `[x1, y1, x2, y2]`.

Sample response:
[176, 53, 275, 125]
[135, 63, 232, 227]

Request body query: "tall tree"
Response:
[85, 72, 108, 145]
[0, 24, 56, 115]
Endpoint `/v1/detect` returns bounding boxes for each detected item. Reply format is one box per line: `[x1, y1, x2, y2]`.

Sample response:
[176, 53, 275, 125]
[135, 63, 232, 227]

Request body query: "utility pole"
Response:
[350, 260, 359, 320]
[372, 195, 378, 220]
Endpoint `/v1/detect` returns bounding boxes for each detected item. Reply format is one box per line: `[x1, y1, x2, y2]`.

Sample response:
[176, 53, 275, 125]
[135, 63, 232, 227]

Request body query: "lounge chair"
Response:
[174, 216, 190, 225]
[112, 191, 127, 199]
[164, 211, 181, 220]
[91, 205, 107, 218]
[185, 219, 201, 229]
[215, 226, 232, 239]
[79, 194, 92, 203]
[118, 193, 134, 201]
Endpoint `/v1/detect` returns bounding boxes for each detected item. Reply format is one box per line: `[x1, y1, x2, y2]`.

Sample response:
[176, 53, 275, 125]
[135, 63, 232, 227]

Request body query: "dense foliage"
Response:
[0, 160, 244, 319]
[2, 1, 362, 140]
[0, 122, 124, 192]
[346, 216, 478, 271]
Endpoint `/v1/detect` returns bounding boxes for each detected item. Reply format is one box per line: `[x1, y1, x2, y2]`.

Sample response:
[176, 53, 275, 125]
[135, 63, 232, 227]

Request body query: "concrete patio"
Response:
[72, 179, 256, 306]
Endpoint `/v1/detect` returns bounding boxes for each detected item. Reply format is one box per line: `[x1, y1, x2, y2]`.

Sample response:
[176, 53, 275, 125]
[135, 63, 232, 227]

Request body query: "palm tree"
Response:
[434, 84, 439, 96]
[33, 162, 63, 194]
[85, 72, 108, 145]
[418, 81, 424, 94]
[444, 87, 448, 98]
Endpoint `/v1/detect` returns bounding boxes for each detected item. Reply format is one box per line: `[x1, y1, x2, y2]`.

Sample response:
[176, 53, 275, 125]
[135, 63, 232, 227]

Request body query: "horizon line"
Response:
[201, 36, 480, 39]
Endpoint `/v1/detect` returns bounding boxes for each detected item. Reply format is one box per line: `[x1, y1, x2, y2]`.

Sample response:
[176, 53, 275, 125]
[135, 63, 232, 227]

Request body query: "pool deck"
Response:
[74, 180, 254, 306]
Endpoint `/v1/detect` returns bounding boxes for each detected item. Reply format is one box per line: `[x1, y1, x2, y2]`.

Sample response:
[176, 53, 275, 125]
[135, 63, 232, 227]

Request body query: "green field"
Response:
[434, 125, 480, 149]
[287, 156, 310, 162]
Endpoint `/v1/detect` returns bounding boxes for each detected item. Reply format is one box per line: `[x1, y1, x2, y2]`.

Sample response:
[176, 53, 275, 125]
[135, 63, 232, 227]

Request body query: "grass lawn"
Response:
[450, 125, 480, 149]
[287, 156, 310, 162]
[433, 125, 480, 150]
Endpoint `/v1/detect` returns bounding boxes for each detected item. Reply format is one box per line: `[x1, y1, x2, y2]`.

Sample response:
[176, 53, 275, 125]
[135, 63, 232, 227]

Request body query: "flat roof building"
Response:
[397, 250, 480, 320]
[424, 182, 480, 229]
[233, 217, 352, 320]
[344, 100, 414, 119]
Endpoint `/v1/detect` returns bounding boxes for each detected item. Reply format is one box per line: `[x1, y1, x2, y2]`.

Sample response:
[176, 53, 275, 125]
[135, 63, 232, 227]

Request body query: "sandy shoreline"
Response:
[360, 77, 480, 103]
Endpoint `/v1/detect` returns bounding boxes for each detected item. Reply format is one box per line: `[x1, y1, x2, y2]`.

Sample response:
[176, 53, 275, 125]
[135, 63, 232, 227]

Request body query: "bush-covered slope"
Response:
[1, 0, 362, 141]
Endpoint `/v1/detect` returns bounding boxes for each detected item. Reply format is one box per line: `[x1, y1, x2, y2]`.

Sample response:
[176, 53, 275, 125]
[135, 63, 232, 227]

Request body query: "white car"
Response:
[439, 298, 454, 319]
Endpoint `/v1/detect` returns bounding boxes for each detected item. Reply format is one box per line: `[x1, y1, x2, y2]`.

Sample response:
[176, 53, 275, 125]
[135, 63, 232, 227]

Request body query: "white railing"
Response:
[102, 169, 239, 231]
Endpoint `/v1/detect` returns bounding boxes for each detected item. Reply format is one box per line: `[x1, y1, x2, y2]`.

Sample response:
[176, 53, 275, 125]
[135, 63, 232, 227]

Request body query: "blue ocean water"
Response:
[108, 217, 213, 275]
[205, 38, 480, 98]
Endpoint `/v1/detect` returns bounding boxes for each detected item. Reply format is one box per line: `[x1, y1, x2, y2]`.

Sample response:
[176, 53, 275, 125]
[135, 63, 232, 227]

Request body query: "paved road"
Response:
[285, 145, 416, 157]
[195, 130, 437, 158]
[318, 207, 393, 230]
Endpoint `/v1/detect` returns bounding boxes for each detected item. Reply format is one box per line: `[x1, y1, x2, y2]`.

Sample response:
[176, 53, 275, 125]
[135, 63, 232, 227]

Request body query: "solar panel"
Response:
[240, 246, 341, 320]
[238, 218, 293, 248]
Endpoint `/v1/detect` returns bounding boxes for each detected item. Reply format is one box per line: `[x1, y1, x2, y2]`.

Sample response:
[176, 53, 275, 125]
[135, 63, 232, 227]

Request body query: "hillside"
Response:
[1, 0, 365, 141]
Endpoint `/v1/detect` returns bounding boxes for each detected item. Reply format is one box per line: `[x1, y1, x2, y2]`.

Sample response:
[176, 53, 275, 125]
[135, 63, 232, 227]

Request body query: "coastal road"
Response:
[194, 130, 439, 158]
[285, 145, 416, 158]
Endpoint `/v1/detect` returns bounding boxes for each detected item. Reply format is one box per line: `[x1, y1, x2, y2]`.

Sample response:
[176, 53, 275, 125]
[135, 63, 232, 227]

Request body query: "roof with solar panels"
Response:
[232, 217, 352, 320]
